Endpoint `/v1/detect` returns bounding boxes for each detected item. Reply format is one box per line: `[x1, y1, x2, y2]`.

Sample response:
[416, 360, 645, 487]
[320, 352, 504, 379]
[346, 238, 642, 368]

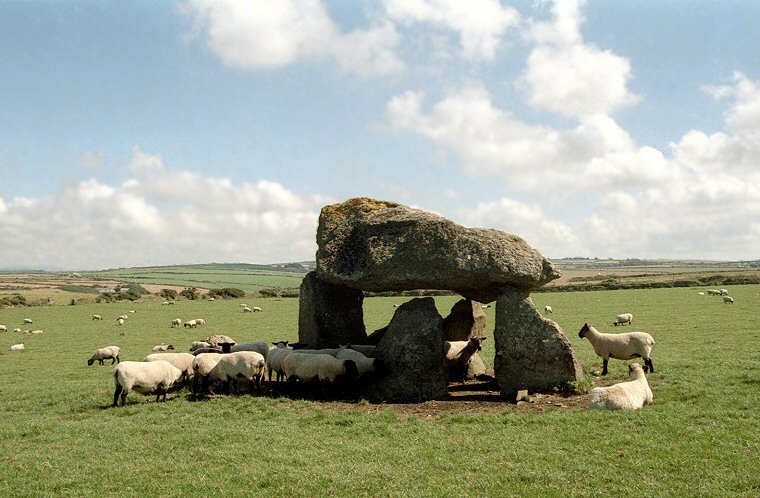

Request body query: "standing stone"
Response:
[493, 286, 583, 397]
[442, 299, 486, 341]
[367, 297, 448, 403]
[298, 271, 367, 348]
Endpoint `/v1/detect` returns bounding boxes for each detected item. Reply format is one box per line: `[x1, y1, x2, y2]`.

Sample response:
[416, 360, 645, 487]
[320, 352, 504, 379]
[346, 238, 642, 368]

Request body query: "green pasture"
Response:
[1, 286, 758, 496]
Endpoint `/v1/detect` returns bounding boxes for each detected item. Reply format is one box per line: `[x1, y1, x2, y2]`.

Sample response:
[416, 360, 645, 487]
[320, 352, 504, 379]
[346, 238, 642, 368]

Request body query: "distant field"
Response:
[0, 285, 758, 495]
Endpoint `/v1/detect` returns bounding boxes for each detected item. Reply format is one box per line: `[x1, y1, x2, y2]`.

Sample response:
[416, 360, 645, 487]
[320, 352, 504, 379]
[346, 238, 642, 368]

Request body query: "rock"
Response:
[366, 297, 448, 403]
[493, 286, 583, 397]
[516, 389, 529, 401]
[465, 352, 488, 380]
[298, 271, 367, 348]
[316, 198, 560, 303]
[442, 299, 486, 342]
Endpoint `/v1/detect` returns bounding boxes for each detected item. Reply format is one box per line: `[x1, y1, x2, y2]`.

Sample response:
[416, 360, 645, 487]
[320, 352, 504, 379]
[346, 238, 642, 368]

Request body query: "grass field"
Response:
[1, 286, 758, 495]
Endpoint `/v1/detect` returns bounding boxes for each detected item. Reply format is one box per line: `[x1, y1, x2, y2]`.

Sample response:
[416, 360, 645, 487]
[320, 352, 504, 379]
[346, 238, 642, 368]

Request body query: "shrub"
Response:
[159, 289, 178, 300]
[259, 288, 280, 298]
[208, 287, 246, 299]
[0, 293, 27, 306]
[180, 287, 200, 300]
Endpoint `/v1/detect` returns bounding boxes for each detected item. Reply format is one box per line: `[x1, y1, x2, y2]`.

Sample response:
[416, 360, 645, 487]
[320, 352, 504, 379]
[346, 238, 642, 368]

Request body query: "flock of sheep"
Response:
[1, 317, 44, 351]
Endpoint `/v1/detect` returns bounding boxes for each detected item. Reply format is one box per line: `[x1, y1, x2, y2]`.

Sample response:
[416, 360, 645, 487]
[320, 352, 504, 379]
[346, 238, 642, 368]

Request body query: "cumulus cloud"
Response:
[181, 0, 404, 77]
[0, 148, 327, 269]
[382, 0, 520, 60]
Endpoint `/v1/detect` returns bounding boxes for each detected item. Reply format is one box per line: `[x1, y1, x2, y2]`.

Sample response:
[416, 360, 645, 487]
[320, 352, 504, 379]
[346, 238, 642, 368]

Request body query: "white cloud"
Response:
[181, 0, 404, 77]
[0, 149, 328, 270]
[382, 0, 520, 60]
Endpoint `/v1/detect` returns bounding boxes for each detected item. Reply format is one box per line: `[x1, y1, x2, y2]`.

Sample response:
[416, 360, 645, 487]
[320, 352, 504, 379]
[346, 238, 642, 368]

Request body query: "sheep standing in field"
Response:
[23, 318, 33, 324]
[118, 315, 128, 321]
[613, 313, 633, 326]
[13, 328, 21, 333]
[335, 348, 380, 377]
[444, 337, 486, 382]
[209, 351, 267, 394]
[183, 319, 198, 328]
[588, 363, 653, 410]
[266, 341, 292, 383]
[11, 343, 25, 351]
[88, 346, 121, 366]
[720, 289, 729, 296]
[112, 360, 183, 407]
[171, 318, 182, 328]
[578, 323, 655, 375]
[544, 305, 553, 313]
[152, 344, 175, 352]
[92, 314, 103, 321]
[194, 318, 206, 326]
[723, 296, 735, 304]
[242, 306, 252, 313]
[0, 325, 6, 332]
[251, 306, 263, 312]
[143, 352, 195, 386]
[192, 353, 225, 394]
[239, 303, 248, 308]
[282, 353, 359, 384]
[707, 289, 722, 296]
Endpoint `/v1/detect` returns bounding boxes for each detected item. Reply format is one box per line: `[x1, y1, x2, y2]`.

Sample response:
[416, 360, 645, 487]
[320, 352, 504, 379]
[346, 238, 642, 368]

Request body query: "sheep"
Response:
[613, 313, 633, 326]
[282, 353, 359, 384]
[208, 351, 267, 394]
[112, 360, 183, 406]
[194, 318, 206, 326]
[10, 343, 25, 351]
[189, 341, 211, 352]
[723, 296, 735, 304]
[251, 306, 263, 312]
[118, 315, 128, 321]
[544, 305, 553, 313]
[92, 314, 103, 321]
[116, 318, 125, 326]
[578, 323, 655, 375]
[143, 352, 195, 385]
[335, 348, 379, 377]
[13, 328, 21, 333]
[242, 306, 252, 313]
[152, 344, 175, 352]
[88, 346, 121, 366]
[697, 291, 705, 296]
[707, 289, 722, 296]
[444, 337, 487, 382]
[171, 318, 182, 328]
[192, 353, 225, 394]
[0, 325, 6, 332]
[191, 347, 222, 355]
[183, 319, 198, 328]
[720, 289, 729, 296]
[266, 341, 292, 382]
[239, 303, 248, 307]
[29, 330, 44, 335]
[588, 363, 653, 410]
[229, 341, 269, 359]
[23, 318, 33, 324]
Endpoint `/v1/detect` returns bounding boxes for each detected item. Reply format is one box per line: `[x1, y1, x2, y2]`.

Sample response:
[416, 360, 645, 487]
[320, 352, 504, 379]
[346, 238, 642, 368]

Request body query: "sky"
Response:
[1, 0, 759, 270]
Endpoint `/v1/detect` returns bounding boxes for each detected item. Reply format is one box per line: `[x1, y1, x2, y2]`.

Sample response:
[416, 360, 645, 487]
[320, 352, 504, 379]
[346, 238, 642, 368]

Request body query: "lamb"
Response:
[266, 341, 293, 382]
[92, 314, 103, 321]
[613, 313, 633, 326]
[183, 319, 198, 328]
[723, 296, 735, 304]
[143, 352, 195, 385]
[88, 346, 121, 366]
[578, 323, 655, 375]
[208, 351, 267, 394]
[229, 341, 269, 359]
[194, 318, 206, 326]
[544, 306, 553, 313]
[588, 363, 653, 410]
[444, 337, 487, 382]
[11, 343, 25, 351]
[335, 348, 380, 377]
[171, 318, 182, 328]
[152, 344, 175, 352]
[282, 353, 359, 384]
[112, 360, 183, 406]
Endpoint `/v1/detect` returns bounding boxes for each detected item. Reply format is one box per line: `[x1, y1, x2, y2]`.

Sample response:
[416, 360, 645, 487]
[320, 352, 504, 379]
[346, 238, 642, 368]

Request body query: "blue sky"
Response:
[1, 0, 759, 270]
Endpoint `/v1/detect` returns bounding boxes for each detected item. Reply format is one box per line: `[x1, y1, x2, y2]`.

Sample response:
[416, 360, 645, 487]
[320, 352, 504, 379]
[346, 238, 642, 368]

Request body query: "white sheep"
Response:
[697, 291, 705, 296]
[112, 360, 183, 406]
[23, 318, 33, 324]
[444, 337, 486, 382]
[152, 344, 175, 352]
[242, 306, 252, 313]
[588, 363, 653, 410]
[88, 346, 121, 366]
[183, 319, 198, 328]
[143, 352, 195, 385]
[239, 303, 248, 307]
[92, 314, 103, 321]
[0, 325, 6, 332]
[13, 328, 21, 333]
[171, 318, 182, 328]
[194, 318, 206, 326]
[116, 318, 125, 326]
[613, 313, 633, 326]
[251, 306, 263, 312]
[720, 289, 729, 296]
[209, 351, 267, 394]
[118, 315, 128, 321]
[723, 296, 735, 304]
[578, 323, 655, 375]
[544, 305, 553, 313]
[335, 348, 379, 377]
[11, 343, 25, 351]
[29, 329, 43, 335]
[191, 352, 224, 394]
[282, 353, 359, 384]
[266, 341, 292, 382]
[707, 289, 722, 296]
[229, 341, 269, 359]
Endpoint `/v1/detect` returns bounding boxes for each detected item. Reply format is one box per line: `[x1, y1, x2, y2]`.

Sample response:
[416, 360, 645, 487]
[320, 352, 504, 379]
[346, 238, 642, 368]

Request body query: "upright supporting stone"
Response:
[493, 286, 583, 398]
[298, 271, 367, 348]
[367, 297, 448, 403]
[442, 299, 486, 341]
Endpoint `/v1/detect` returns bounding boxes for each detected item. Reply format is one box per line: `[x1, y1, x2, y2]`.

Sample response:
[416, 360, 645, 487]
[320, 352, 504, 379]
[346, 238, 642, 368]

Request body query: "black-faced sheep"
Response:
[112, 360, 183, 406]
[282, 353, 359, 384]
[88, 346, 121, 366]
[444, 337, 486, 382]
[613, 313, 633, 326]
[578, 323, 655, 375]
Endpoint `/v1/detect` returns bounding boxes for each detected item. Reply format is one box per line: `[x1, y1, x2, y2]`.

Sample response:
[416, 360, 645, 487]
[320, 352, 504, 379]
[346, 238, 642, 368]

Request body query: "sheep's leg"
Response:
[120, 391, 128, 406]
[113, 385, 123, 407]
[601, 358, 609, 376]
[645, 358, 654, 373]
[99, 359, 104, 365]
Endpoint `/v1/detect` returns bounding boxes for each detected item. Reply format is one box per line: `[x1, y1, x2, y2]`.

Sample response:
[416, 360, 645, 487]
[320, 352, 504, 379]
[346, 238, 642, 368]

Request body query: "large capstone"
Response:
[316, 198, 560, 303]
[493, 286, 583, 397]
[367, 297, 448, 403]
[298, 271, 367, 348]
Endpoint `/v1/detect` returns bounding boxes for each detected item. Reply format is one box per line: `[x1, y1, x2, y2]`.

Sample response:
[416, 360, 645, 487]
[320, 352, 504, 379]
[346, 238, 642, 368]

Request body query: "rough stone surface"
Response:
[465, 352, 488, 379]
[493, 286, 583, 396]
[367, 297, 448, 403]
[442, 299, 486, 341]
[298, 271, 367, 348]
[316, 198, 560, 303]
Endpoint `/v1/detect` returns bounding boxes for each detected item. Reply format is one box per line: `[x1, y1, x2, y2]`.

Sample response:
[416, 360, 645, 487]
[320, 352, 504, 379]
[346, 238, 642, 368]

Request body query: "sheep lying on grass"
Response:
[0, 325, 7, 332]
[152, 344, 175, 352]
[88, 346, 121, 366]
[11, 343, 24, 351]
[613, 313, 633, 326]
[578, 323, 655, 375]
[112, 360, 183, 407]
[588, 363, 652, 410]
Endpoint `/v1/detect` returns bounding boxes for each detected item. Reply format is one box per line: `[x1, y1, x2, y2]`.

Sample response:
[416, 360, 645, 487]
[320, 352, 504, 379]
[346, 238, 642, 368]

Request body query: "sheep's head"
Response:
[470, 336, 486, 351]
[167, 344, 175, 350]
[87, 358, 95, 366]
[272, 340, 289, 348]
[578, 323, 591, 338]
[628, 363, 645, 377]
[342, 360, 360, 381]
